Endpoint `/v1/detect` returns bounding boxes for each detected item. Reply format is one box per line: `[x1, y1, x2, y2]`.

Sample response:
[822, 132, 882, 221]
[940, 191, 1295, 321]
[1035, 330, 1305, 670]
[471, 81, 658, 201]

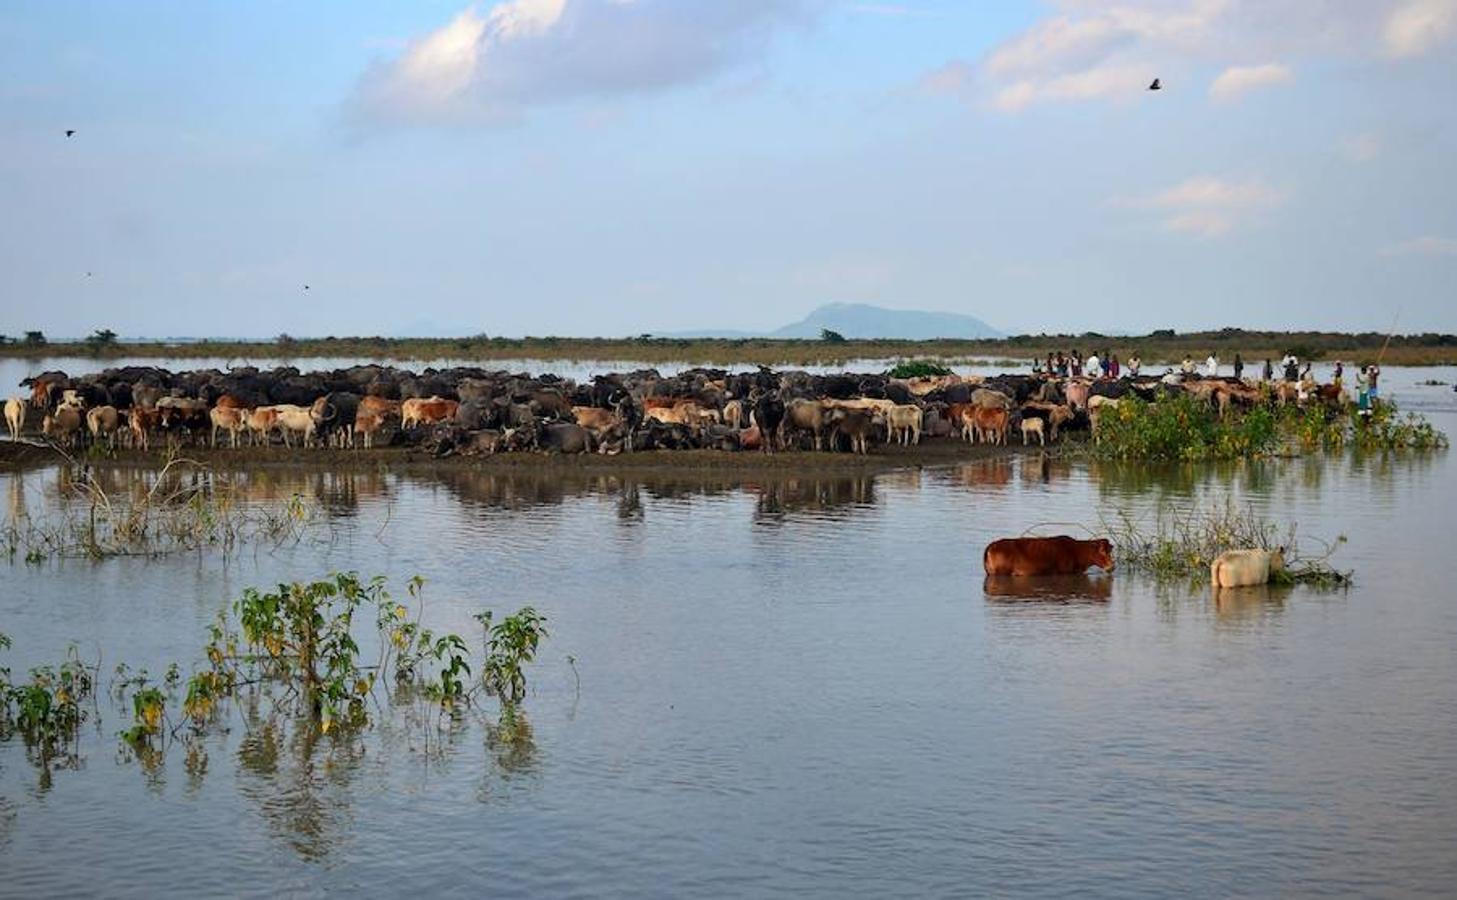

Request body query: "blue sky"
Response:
[1, 0, 1454, 339]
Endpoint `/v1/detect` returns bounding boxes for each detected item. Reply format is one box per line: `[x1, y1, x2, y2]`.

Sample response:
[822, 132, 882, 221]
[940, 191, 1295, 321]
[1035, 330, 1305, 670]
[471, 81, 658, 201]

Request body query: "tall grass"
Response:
[3, 457, 318, 561]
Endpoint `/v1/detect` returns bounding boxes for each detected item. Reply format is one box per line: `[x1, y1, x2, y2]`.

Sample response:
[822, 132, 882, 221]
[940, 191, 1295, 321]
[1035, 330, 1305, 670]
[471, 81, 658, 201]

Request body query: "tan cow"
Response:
[723, 399, 745, 430]
[885, 404, 923, 446]
[86, 405, 122, 448]
[4, 397, 25, 441]
[247, 406, 281, 447]
[209, 405, 249, 448]
[271, 404, 320, 448]
[644, 402, 702, 427]
[1210, 548, 1286, 588]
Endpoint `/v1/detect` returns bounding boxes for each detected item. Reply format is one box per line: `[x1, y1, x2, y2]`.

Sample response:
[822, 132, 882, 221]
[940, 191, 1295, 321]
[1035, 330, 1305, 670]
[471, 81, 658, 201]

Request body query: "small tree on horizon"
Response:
[23, 330, 46, 346]
[820, 328, 847, 344]
[85, 328, 119, 352]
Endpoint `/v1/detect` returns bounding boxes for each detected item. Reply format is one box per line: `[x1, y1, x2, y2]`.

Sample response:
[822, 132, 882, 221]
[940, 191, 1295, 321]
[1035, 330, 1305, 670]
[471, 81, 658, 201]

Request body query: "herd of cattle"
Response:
[4, 362, 1334, 456]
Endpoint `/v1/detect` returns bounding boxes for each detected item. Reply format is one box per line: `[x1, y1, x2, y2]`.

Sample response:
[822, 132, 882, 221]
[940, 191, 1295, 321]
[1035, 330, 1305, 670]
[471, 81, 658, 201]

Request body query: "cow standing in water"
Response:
[983, 536, 1115, 576]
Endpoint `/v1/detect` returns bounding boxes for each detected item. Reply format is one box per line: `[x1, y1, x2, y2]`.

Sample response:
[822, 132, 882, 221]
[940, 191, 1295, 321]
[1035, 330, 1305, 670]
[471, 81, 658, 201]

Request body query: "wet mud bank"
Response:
[1, 437, 1045, 476]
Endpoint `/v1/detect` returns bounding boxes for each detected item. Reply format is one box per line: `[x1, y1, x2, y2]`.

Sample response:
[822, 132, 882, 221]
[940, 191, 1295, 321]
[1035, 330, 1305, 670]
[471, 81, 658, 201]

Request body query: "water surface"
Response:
[1, 379, 1454, 897]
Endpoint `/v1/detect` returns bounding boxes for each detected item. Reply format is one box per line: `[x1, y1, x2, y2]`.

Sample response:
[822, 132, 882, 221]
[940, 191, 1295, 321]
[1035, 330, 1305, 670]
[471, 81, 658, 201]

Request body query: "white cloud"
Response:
[1383, 0, 1457, 57]
[1382, 236, 1457, 256]
[1119, 175, 1287, 237]
[349, 0, 814, 129]
[993, 63, 1154, 111]
[1341, 132, 1382, 163]
[929, 0, 1450, 113]
[1208, 62, 1291, 101]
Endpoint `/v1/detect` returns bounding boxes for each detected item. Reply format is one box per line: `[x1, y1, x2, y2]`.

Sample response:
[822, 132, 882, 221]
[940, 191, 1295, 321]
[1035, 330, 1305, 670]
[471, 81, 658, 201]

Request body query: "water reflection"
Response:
[1210, 582, 1293, 627]
[235, 712, 365, 863]
[983, 574, 1113, 602]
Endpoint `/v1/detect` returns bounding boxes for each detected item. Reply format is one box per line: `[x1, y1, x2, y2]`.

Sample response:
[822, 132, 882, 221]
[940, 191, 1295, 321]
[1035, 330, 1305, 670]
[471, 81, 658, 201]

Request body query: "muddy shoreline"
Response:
[0, 436, 1045, 475]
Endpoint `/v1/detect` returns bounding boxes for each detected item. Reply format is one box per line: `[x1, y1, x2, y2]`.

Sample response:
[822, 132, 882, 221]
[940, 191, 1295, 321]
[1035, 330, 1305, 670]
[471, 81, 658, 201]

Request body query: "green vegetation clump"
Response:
[886, 360, 954, 379]
[1102, 498, 1351, 587]
[0, 642, 95, 770]
[1092, 395, 1446, 460]
[1092, 394, 1281, 460]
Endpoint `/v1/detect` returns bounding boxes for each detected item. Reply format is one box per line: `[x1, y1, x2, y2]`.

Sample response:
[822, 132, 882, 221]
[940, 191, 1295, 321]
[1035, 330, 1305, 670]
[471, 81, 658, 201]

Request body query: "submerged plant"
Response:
[0, 643, 96, 771]
[3, 457, 320, 562]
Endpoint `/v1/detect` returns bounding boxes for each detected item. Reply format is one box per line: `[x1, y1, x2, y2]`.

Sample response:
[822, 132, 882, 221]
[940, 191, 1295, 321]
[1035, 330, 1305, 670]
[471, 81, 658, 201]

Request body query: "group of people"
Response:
[1038, 347, 1386, 416]
[1041, 350, 1141, 380]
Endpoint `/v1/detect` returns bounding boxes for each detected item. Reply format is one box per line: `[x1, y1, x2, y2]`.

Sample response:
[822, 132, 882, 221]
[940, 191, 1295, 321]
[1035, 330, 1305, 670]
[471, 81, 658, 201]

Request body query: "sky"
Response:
[1, 0, 1454, 339]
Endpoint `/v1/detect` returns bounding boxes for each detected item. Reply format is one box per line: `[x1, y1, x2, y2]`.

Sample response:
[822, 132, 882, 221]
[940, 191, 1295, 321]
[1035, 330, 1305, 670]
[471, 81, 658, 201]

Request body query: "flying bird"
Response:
[303, 284, 311, 290]
[1148, 78, 1162, 91]
[65, 129, 76, 137]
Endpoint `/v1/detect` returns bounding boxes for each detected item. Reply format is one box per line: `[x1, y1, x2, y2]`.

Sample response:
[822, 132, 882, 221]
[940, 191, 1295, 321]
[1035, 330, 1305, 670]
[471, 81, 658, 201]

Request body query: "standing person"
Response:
[1086, 351, 1102, 379]
[1046, 353, 1056, 376]
[1263, 358, 1274, 382]
[1181, 355, 1196, 375]
[1233, 353, 1244, 381]
[1127, 354, 1141, 377]
[1283, 353, 1299, 382]
[1071, 351, 1083, 377]
[1367, 362, 1380, 405]
[1332, 360, 1344, 392]
[1205, 353, 1218, 377]
[1356, 365, 1370, 416]
[1108, 354, 1120, 379]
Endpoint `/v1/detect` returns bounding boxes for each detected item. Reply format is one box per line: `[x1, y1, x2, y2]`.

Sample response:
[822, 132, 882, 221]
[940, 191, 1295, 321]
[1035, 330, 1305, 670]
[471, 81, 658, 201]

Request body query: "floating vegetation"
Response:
[1101, 497, 1352, 588]
[2, 457, 320, 561]
[1091, 394, 1447, 461]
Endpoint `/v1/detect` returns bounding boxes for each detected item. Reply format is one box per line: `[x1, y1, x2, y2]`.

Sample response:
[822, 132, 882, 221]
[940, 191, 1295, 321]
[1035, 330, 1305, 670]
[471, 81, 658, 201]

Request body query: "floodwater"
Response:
[1, 362, 1456, 897]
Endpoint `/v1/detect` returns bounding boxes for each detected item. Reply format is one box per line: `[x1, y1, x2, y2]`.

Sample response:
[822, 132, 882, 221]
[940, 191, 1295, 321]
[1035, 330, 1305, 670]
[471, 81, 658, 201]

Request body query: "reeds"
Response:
[3, 456, 318, 561]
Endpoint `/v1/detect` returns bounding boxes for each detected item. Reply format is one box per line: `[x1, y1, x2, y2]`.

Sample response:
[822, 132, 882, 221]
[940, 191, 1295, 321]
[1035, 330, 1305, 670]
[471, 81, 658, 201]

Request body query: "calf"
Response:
[1020, 416, 1045, 446]
[129, 407, 163, 451]
[827, 407, 876, 455]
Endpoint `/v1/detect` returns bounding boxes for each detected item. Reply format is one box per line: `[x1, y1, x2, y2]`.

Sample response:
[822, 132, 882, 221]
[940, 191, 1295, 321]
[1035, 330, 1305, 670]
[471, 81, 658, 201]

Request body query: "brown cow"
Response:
[129, 407, 163, 451]
[983, 536, 1115, 576]
[401, 396, 459, 430]
[970, 406, 1009, 446]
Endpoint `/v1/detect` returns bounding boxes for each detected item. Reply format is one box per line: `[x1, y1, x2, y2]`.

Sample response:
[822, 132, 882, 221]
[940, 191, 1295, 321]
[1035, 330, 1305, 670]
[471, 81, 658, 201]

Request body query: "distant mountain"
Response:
[667, 303, 1002, 340]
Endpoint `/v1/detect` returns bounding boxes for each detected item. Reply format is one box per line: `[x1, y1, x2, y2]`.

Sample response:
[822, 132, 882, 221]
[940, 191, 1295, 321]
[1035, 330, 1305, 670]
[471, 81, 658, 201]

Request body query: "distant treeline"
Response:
[1, 328, 1454, 366]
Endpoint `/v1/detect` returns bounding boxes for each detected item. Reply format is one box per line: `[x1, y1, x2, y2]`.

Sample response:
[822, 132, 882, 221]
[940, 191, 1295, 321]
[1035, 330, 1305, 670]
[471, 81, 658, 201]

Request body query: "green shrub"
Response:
[886, 360, 953, 379]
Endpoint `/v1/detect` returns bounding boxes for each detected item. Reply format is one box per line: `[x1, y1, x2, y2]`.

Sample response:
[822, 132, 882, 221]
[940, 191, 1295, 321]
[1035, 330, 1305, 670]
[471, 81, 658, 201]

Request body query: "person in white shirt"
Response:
[1205, 354, 1218, 377]
[1086, 352, 1102, 379]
